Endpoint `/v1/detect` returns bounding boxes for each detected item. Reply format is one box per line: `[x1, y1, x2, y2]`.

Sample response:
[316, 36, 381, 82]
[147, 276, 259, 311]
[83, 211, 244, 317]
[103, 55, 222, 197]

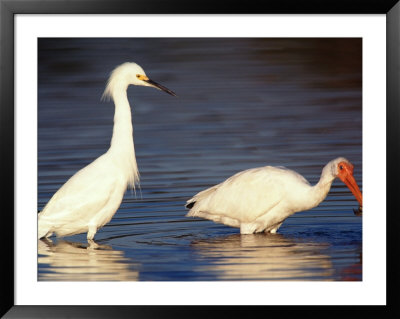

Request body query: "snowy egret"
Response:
[38, 62, 176, 243]
[186, 157, 362, 234]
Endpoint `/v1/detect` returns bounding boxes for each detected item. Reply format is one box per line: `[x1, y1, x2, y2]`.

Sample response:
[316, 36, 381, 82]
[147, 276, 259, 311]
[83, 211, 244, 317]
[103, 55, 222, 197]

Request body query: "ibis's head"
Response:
[327, 157, 363, 206]
[102, 62, 176, 100]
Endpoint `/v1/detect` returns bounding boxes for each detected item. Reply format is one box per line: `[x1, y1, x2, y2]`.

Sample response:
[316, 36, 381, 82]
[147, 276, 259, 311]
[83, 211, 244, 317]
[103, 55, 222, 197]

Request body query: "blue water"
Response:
[38, 38, 362, 281]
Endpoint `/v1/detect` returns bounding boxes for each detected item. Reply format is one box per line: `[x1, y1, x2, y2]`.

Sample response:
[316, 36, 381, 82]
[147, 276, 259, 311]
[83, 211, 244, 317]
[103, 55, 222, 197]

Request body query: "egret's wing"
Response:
[39, 156, 123, 225]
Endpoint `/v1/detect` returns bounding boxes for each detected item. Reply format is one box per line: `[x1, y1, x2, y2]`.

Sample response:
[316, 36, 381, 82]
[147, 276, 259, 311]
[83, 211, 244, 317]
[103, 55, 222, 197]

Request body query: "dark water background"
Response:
[38, 38, 362, 281]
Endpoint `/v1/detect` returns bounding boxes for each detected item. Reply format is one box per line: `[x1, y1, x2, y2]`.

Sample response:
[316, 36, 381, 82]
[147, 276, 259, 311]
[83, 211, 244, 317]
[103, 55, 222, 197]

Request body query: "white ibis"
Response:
[186, 157, 362, 234]
[38, 62, 176, 243]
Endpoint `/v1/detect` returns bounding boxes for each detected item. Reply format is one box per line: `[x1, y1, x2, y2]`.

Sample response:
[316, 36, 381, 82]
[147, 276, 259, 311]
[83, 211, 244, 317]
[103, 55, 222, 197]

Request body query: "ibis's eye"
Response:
[136, 74, 140, 78]
[339, 165, 344, 170]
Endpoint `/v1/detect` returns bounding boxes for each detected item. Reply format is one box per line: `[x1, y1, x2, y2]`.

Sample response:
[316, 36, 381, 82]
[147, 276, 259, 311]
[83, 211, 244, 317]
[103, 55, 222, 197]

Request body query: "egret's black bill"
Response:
[145, 79, 177, 97]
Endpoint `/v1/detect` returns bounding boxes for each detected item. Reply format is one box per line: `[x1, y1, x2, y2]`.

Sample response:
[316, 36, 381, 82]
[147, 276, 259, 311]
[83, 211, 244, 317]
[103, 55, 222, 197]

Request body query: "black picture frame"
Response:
[1, 0, 399, 318]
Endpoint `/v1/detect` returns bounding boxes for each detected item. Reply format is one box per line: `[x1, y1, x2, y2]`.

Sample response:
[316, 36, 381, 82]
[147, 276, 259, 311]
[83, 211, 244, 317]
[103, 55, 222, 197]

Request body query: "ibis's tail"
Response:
[38, 213, 53, 239]
[185, 185, 220, 218]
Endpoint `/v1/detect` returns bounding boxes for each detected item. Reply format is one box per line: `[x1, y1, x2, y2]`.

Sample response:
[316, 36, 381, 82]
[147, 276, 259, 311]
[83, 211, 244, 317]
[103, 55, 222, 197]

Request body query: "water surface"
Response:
[38, 38, 362, 281]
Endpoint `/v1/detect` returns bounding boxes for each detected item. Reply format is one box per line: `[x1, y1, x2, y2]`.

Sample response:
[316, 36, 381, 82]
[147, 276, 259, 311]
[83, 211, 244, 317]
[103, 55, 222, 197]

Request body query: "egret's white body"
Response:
[186, 157, 362, 234]
[38, 62, 176, 242]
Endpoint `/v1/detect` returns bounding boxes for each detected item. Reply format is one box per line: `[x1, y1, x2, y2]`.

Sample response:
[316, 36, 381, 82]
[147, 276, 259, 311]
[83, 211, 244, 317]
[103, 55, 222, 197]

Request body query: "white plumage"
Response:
[38, 62, 176, 242]
[186, 157, 362, 234]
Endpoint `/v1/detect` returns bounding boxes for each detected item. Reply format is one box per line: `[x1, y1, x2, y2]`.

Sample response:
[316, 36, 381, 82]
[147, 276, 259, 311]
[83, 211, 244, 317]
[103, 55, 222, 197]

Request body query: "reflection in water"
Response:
[339, 250, 362, 281]
[191, 233, 334, 280]
[38, 239, 139, 281]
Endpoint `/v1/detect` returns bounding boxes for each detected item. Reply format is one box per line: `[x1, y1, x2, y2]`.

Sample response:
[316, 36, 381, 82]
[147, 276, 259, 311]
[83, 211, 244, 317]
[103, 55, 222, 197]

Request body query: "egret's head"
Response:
[102, 62, 176, 100]
[325, 157, 362, 206]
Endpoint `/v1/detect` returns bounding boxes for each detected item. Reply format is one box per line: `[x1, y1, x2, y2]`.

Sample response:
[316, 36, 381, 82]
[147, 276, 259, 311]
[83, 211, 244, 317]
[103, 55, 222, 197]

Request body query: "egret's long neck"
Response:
[109, 86, 139, 189]
[110, 89, 133, 148]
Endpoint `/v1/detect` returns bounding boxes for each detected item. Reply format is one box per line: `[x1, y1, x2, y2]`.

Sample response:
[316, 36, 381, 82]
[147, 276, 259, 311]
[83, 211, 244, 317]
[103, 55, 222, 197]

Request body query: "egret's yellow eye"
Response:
[136, 74, 149, 81]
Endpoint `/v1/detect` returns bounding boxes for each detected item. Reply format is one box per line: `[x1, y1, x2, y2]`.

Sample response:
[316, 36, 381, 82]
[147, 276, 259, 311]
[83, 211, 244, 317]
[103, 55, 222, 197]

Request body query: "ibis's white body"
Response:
[186, 158, 353, 234]
[38, 62, 175, 241]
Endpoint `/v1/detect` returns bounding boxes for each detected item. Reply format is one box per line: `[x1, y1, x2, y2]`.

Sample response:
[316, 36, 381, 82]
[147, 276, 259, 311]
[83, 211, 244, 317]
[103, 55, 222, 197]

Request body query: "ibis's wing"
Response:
[187, 166, 295, 223]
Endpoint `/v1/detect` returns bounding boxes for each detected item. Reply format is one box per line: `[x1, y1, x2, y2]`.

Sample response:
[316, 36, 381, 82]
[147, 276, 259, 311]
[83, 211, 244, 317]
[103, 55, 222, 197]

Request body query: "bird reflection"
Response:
[191, 233, 334, 280]
[38, 239, 139, 281]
